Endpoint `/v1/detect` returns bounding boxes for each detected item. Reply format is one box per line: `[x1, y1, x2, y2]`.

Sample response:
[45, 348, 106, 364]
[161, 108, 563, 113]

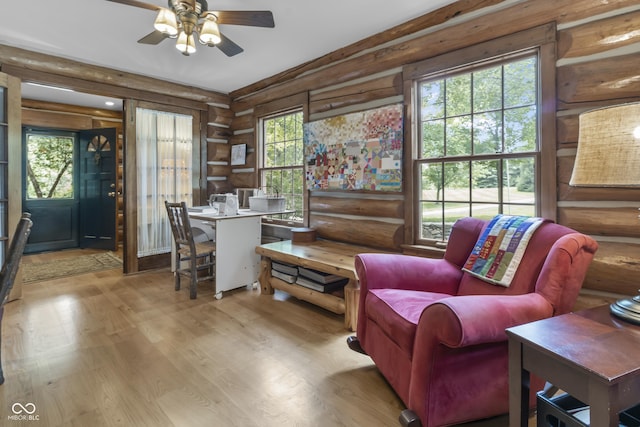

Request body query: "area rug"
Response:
[22, 252, 122, 284]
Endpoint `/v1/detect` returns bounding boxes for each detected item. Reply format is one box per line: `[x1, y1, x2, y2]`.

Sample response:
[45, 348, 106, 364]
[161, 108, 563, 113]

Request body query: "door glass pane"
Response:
[26, 133, 74, 199]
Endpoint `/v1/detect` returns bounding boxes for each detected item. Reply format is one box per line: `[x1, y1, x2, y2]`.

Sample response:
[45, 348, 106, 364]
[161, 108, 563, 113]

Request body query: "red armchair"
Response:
[347, 217, 598, 427]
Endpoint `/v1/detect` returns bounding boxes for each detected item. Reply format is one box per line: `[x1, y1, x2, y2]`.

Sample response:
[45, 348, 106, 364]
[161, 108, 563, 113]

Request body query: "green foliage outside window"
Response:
[262, 111, 304, 222]
[417, 54, 538, 241]
[26, 134, 74, 199]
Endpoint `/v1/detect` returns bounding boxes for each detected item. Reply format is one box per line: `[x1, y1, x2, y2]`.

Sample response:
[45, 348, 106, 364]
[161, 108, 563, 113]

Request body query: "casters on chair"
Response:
[347, 336, 367, 355]
[399, 409, 422, 427]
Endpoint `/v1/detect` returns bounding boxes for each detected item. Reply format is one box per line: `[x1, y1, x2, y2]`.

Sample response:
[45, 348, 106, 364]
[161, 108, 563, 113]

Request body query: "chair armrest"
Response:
[420, 293, 554, 348]
[355, 253, 463, 294]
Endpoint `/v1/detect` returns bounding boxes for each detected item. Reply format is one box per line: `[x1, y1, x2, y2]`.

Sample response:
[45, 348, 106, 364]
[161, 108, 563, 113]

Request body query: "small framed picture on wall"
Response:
[231, 143, 247, 166]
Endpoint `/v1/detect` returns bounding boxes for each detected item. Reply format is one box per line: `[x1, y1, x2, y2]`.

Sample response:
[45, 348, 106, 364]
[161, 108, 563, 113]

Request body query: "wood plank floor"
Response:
[1, 249, 531, 426]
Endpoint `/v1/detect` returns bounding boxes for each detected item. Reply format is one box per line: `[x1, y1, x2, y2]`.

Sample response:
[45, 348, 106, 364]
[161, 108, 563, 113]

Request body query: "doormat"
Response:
[22, 252, 122, 284]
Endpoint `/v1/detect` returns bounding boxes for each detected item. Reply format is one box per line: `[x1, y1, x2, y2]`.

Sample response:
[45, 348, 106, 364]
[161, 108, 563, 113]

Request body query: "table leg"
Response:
[589, 383, 619, 426]
[508, 339, 529, 427]
[344, 279, 359, 332]
[259, 257, 274, 295]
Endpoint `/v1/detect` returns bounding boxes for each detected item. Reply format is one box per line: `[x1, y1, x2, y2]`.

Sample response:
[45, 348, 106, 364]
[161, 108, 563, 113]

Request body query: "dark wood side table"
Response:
[506, 305, 640, 426]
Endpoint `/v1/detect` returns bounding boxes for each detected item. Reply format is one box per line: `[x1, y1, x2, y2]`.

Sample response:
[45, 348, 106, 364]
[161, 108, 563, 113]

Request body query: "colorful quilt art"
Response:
[303, 103, 403, 191]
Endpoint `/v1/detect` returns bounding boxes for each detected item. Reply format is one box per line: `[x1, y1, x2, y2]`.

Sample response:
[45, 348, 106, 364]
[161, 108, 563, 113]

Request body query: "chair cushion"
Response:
[367, 288, 451, 356]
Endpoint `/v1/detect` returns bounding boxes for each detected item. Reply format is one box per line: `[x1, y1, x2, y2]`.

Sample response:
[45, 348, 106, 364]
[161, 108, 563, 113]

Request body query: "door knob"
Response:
[108, 191, 116, 197]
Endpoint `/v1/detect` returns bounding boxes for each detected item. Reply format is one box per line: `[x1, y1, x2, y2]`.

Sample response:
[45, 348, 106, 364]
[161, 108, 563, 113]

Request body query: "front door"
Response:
[23, 128, 79, 253]
[79, 128, 117, 250]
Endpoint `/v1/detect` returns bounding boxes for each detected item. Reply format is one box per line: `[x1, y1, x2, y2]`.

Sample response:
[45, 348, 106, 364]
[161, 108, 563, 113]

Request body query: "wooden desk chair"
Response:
[1, 213, 33, 384]
[165, 201, 216, 299]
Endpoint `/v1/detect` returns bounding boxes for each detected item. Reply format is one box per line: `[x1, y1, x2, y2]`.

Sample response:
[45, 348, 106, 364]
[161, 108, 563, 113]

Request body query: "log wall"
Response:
[228, 0, 640, 297]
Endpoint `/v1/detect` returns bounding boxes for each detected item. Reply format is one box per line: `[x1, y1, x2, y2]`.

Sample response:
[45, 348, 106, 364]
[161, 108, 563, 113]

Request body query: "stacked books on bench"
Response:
[271, 261, 348, 293]
[271, 261, 298, 284]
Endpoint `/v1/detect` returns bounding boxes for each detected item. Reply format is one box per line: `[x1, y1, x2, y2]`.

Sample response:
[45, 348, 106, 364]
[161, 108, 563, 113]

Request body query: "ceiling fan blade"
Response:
[216, 33, 244, 57]
[213, 11, 275, 28]
[138, 30, 170, 45]
[105, 0, 161, 12]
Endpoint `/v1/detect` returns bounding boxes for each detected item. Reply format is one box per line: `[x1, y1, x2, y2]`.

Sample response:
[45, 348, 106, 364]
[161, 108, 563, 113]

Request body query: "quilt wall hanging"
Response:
[303, 103, 403, 192]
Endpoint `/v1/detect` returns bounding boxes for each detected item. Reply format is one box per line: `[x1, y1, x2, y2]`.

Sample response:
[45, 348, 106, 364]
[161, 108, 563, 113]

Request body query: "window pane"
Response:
[445, 116, 472, 156]
[472, 160, 500, 202]
[473, 66, 502, 112]
[503, 157, 535, 204]
[443, 202, 469, 229]
[443, 161, 469, 202]
[421, 81, 444, 120]
[446, 74, 471, 116]
[505, 105, 537, 153]
[473, 111, 502, 154]
[472, 203, 500, 220]
[504, 57, 537, 108]
[420, 163, 443, 201]
[422, 119, 444, 158]
[420, 201, 443, 239]
[26, 134, 74, 199]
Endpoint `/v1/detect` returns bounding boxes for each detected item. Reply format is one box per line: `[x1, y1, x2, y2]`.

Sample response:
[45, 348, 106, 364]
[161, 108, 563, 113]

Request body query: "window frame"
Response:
[402, 24, 557, 246]
[255, 93, 309, 226]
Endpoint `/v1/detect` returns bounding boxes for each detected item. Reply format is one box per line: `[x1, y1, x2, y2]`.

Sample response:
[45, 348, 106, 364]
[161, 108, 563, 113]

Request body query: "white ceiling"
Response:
[1, 0, 458, 110]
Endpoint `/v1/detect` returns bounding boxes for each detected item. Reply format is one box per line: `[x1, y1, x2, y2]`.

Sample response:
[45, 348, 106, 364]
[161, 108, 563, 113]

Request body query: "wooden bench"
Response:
[255, 239, 389, 331]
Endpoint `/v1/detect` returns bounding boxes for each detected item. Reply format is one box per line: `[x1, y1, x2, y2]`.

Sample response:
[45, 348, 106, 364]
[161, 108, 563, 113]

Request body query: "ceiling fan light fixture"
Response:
[175, 31, 196, 55]
[199, 16, 221, 46]
[154, 8, 178, 36]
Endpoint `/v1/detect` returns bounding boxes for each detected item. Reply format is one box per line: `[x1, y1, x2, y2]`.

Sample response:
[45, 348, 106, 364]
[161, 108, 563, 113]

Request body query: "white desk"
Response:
[179, 209, 290, 299]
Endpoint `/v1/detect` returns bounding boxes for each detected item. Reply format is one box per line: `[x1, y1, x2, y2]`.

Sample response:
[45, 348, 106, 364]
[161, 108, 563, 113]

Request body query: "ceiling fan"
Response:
[106, 0, 275, 57]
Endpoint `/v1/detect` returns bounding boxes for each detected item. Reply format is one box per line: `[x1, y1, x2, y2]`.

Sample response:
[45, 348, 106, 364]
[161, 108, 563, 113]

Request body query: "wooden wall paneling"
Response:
[556, 114, 579, 146]
[207, 141, 230, 162]
[558, 206, 640, 237]
[207, 124, 232, 140]
[21, 99, 123, 119]
[230, 113, 254, 133]
[21, 109, 93, 129]
[557, 10, 640, 59]
[231, 0, 515, 99]
[229, 173, 256, 189]
[309, 213, 403, 251]
[207, 163, 232, 177]
[309, 195, 404, 219]
[582, 241, 640, 296]
[557, 52, 640, 106]
[0, 45, 228, 106]
[309, 72, 403, 115]
[91, 119, 122, 129]
[233, 0, 632, 108]
[208, 106, 233, 127]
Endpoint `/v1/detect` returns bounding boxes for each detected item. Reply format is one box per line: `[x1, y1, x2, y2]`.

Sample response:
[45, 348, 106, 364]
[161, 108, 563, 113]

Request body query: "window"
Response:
[417, 53, 539, 241]
[406, 25, 556, 245]
[259, 110, 304, 222]
[25, 131, 75, 199]
[136, 108, 193, 257]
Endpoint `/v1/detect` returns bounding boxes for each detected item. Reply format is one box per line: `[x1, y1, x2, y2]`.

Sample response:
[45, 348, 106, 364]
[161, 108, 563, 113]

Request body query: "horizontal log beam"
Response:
[309, 213, 403, 250]
[309, 195, 404, 219]
[0, 44, 229, 108]
[557, 10, 640, 59]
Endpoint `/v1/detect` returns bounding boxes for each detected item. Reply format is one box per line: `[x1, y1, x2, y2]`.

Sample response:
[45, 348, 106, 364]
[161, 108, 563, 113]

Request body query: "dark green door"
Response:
[23, 128, 79, 253]
[79, 128, 117, 250]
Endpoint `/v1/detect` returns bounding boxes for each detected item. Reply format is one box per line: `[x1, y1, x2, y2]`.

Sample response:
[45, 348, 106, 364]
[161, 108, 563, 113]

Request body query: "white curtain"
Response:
[136, 108, 193, 257]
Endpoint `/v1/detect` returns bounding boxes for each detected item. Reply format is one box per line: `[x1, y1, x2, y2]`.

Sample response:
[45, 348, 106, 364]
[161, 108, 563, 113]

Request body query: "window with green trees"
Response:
[260, 110, 304, 222]
[25, 132, 74, 199]
[416, 52, 539, 241]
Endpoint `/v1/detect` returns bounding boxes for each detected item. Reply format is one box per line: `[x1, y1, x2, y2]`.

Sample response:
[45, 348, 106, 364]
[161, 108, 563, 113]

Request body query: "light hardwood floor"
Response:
[1, 249, 530, 427]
